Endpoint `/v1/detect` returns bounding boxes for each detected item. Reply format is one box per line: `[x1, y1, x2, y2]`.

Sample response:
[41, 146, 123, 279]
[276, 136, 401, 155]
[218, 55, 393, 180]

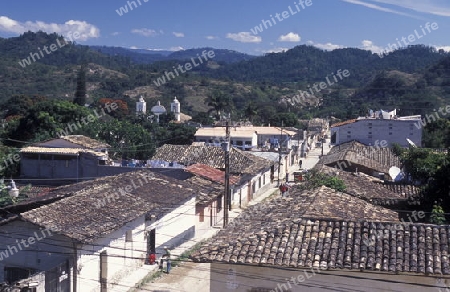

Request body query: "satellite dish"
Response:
[389, 166, 401, 181]
[406, 138, 417, 148]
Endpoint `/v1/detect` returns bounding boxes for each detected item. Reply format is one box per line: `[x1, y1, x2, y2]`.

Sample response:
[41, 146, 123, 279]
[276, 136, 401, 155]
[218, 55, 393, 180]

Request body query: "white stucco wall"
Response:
[334, 119, 422, 147]
[76, 216, 147, 292]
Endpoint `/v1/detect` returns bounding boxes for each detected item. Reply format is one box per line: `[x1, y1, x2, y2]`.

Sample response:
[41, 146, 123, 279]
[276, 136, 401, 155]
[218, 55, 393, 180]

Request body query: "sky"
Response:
[0, 0, 449, 55]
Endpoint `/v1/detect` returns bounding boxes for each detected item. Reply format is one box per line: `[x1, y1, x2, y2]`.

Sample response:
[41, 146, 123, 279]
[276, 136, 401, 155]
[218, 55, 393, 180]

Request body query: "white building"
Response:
[136, 96, 147, 115]
[194, 126, 297, 151]
[331, 109, 422, 147]
[0, 171, 197, 292]
[170, 97, 181, 122]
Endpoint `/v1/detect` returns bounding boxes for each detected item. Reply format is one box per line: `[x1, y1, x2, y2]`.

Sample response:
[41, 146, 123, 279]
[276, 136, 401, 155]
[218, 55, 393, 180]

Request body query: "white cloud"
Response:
[278, 32, 301, 42]
[341, 0, 416, 18]
[433, 45, 450, 52]
[206, 35, 218, 40]
[307, 40, 344, 51]
[263, 47, 289, 53]
[169, 46, 184, 51]
[360, 40, 384, 54]
[172, 32, 184, 38]
[111, 32, 120, 36]
[371, 0, 450, 17]
[226, 32, 261, 43]
[131, 28, 160, 37]
[0, 16, 99, 41]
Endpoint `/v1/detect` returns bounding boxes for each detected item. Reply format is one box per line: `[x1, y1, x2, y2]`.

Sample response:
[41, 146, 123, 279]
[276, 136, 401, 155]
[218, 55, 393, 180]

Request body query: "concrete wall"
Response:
[334, 119, 422, 147]
[211, 263, 447, 292]
[196, 197, 224, 237]
[0, 220, 73, 291]
[146, 197, 196, 255]
[76, 216, 146, 292]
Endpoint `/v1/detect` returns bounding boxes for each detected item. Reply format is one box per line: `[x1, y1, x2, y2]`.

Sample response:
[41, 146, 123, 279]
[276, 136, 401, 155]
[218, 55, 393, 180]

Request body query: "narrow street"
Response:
[138, 261, 210, 292]
[137, 142, 331, 292]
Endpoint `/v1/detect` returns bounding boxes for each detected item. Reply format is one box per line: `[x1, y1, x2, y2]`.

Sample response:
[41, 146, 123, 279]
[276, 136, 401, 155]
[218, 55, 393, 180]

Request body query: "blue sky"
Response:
[0, 0, 449, 55]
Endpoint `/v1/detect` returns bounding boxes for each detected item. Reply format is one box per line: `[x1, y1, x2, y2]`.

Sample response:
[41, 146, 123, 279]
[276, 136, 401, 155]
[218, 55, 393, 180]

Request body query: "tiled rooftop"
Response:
[21, 170, 199, 243]
[186, 163, 240, 185]
[191, 186, 450, 275]
[316, 165, 414, 206]
[59, 135, 110, 149]
[318, 141, 401, 174]
[152, 144, 273, 176]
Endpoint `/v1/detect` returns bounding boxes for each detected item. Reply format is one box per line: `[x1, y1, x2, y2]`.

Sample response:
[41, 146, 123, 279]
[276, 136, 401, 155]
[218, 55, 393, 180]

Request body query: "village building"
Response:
[317, 140, 401, 177]
[191, 185, 450, 291]
[0, 170, 221, 291]
[151, 144, 275, 208]
[315, 164, 421, 207]
[330, 109, 422, 147]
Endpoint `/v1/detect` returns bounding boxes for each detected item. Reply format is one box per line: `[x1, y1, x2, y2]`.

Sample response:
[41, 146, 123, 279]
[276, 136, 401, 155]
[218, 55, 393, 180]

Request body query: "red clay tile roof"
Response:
[186, 164, 240, 185]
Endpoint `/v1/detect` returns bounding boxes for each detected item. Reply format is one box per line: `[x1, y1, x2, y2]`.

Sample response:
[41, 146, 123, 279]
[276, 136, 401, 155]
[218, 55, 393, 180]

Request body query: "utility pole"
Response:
[223, 121, 230, 228]
[277, 121, 283, 186]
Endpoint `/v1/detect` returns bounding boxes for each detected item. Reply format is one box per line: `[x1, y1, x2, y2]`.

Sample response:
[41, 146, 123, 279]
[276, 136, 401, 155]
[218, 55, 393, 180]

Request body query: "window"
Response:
[199, 209, 204, 222]
[245, 141, 251, 145]
[126, 230, 133, 242]
[236, 141, 243, 146]
[389, 132, 392, 135]
[389, 126, 393, 130]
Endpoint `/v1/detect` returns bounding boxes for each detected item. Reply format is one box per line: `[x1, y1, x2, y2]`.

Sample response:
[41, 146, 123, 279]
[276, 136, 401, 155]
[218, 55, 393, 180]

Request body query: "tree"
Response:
[244, 102, 258, 123]
[73, 64, 87, 106]
[301, 170, 346, 192]
[430, 202, 446, 225]
[206, 90, 232, 119]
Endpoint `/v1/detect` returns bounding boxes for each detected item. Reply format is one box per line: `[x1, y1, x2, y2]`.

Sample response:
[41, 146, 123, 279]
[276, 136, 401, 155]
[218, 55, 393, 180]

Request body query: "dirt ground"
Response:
[138, 261, 211, 292]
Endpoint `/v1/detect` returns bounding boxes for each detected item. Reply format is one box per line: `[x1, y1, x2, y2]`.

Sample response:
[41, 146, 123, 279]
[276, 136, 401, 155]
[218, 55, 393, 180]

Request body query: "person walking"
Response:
[164, 246, 171, 274]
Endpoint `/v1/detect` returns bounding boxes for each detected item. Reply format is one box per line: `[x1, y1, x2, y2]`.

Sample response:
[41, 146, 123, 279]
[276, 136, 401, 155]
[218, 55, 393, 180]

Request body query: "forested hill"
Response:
[205, 45, 448, 85]
[90, 46, 256, 64]
[1, 31, 449, 125]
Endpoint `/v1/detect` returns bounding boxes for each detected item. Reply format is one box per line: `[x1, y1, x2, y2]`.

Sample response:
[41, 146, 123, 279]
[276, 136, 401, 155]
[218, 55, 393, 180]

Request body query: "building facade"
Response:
[331, 114, 422, 147]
